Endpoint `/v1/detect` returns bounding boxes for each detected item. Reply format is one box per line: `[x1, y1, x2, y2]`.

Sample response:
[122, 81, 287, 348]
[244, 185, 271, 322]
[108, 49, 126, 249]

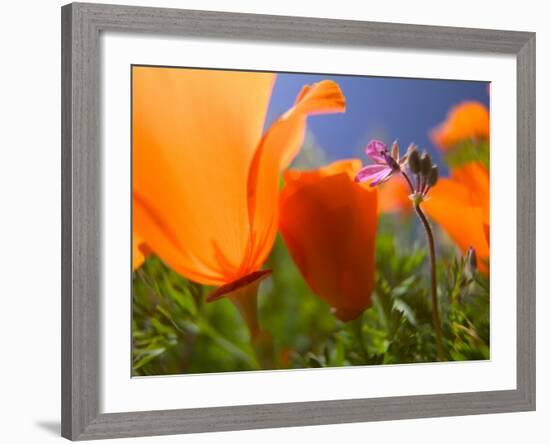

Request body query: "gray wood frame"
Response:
[61, 2, 536, 440]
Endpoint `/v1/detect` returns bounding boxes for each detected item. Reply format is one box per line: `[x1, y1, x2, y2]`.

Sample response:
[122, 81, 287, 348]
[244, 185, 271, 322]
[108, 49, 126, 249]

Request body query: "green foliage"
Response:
[132, 216, 490, 376]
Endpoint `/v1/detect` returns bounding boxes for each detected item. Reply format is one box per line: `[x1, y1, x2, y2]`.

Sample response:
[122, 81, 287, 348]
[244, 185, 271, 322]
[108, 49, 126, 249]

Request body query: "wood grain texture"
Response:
[75, 2, 531, 53]
[76, 389, 531, 440]
[62, 3, 101, 439]
[61, 4, 74, 438]
[516, 34, 536, 410]
[61, 2, 536, 440]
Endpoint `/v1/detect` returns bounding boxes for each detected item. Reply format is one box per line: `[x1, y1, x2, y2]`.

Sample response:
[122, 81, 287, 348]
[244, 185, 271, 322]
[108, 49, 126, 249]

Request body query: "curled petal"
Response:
[245, 80, 346, 272]
[365, 139, 388, 163]
[355, 164, 389, 183]
[290, 80, 346, 119]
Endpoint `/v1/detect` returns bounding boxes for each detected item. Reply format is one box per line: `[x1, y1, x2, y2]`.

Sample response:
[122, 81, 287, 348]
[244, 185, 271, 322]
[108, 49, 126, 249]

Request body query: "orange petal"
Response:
[246, 81, 346, 271]
[283, 158, 362, 195]
[279, 160, 378, 321]
[377, 175, 412, 215]
[423, 163, 490, 272]
[132, 67, 275, 285]
[133, 194, 220, 283]
[431, 101, 490, 151]
[451, 162, 490, 229]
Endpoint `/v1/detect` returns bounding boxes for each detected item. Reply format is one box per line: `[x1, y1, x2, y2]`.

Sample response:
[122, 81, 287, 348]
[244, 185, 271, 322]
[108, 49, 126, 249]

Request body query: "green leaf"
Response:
[132, 348, 166, 371]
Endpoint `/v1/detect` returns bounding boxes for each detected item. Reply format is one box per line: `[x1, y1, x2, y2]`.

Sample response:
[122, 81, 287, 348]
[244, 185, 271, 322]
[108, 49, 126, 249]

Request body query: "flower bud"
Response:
[391, 140, 399, 160]
[427, 164, 438, 187]
[405, 143, 417, 156]
[420, 152, 432, 176]
[408, 148, 421, 174]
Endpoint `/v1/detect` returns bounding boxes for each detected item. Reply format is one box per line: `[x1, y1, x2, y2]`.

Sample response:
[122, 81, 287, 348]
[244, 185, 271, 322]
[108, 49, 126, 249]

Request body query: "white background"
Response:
[0, 0, 546, 443]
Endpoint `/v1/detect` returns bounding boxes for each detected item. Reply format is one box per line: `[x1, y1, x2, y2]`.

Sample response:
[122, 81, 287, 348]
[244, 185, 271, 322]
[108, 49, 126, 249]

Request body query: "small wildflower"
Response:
[355, 140, 408, 187]
[356, 138, 445, 360]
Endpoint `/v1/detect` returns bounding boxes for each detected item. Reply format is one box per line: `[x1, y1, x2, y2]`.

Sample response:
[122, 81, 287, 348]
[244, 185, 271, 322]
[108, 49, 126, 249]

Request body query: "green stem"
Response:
[197, 318, 261, 370]
[414, 203, 446, 362]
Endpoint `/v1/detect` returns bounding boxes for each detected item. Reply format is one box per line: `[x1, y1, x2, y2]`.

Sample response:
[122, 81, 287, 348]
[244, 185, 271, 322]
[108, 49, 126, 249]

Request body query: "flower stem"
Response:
[414, 202, 445, 362]
[401, 171, 415, 194]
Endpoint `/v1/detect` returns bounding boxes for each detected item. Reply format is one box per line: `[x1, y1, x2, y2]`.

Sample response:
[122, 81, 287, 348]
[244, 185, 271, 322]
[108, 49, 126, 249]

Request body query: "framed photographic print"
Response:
[61, 2, 536, 440]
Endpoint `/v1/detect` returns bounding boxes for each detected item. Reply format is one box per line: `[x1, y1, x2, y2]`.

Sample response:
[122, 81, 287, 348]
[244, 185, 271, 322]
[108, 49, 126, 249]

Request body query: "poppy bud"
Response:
[420, 152, 433, 176]
[408, 148, 421, 174]
[427, 164, 439, 187]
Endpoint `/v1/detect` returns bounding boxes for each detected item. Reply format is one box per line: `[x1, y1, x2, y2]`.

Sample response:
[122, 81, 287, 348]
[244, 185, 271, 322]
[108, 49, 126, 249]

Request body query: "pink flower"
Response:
[355, 140, 408, 187]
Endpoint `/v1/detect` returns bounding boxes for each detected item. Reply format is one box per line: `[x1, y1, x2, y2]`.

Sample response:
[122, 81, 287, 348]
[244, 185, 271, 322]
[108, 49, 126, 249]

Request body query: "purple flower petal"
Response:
[355, 164, 389, 183]
[369, 168, 395, 187]
[365, 140, 388, 163]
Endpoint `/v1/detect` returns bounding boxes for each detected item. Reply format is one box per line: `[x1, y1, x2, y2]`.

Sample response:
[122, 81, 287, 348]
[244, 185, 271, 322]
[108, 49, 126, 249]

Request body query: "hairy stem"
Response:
[414, 203, 446, 362]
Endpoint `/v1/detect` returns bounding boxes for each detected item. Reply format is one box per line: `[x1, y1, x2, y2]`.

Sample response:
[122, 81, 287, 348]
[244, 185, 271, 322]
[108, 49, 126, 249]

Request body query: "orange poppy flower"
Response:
[377, 175, 412, 215]
[423, 162, 490, 272]
[431, 101, 490, 151]
[279, 159, 378, 321]
[132, 67, 345, 332]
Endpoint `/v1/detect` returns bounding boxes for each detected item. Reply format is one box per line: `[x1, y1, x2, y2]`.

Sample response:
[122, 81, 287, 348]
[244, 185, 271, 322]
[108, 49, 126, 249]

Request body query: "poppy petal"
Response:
[423, 164, 490, 272]
[283, 159, 362, 197]
[245, 80, 346, 271]
[279, 160, 378, 321]
[132, 67, 275, 285]
[451, 162, 490, 228]
[378, 175, 412, 214]
[431, 101, 490, 151]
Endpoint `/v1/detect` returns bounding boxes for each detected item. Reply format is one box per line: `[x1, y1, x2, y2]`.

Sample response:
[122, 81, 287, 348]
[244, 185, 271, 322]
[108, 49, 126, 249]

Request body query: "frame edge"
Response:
[62, 2, 103, 440]
[515, 32, 536, 412]
[61, 3, 75, 439]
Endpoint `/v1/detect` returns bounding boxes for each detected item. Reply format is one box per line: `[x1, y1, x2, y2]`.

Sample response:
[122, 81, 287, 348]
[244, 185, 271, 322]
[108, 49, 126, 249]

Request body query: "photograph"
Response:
[131, 65, 490, 376]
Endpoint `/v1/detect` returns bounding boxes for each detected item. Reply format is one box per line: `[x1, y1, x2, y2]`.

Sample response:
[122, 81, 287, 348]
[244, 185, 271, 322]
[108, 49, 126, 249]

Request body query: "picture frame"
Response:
[61, 2, 536, 440]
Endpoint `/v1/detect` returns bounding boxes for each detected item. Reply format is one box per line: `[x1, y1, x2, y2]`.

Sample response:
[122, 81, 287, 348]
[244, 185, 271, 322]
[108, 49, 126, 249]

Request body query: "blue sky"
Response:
[265, 73, 489, 171]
